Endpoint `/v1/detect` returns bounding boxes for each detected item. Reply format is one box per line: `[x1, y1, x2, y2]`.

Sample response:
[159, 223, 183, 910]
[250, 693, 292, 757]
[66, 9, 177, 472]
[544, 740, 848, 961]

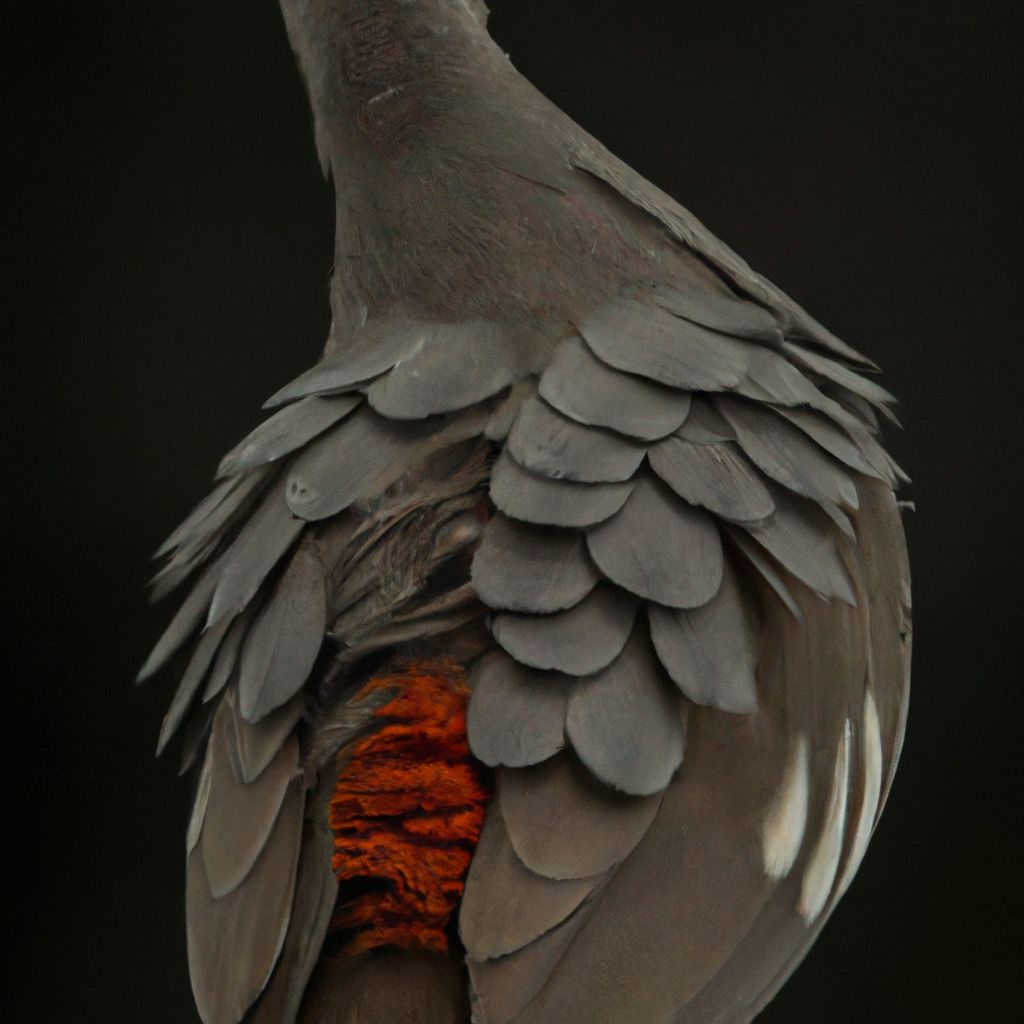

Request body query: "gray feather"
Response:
[186, 777, 303, 1024]
[467, 892, 598, 1024]
[718, 397, 859, 511]
[285, 404, 487, 521]
[772, 405, 885, 479]
[186, 740, 214, 854]
[155, 468, 270, 560]
[248, 786, 338, 1024]
[737, 347, 833, 412]
[230, 692, 305, 785]
[565, 628, 686, 796]
[207, 481, 305, 627]
[586, 475, 723, 608]
[237, 542, 325, 723]
[580, 300, 750, 392]
[367, 320, 541, 418]
[491, 584, 638, 675]
[217, 395, 360, 479]
[649, 282, 781, 342]
[742, 488, 857, 605]
[467, 652, 570, 768]
[507, 395, 646, 483]
[776, 403, 895, 484]
[648, 435, 774, 523]
[200, 704, 299, 900]
[782, 340, 896, 409]
[498, 751, 662, 880]
[490, 450, 632, 528]
[538, 335, 693, 440]
[201, 612, 248, 703]
[484, 378, 537, 442]
[156, 615, 232, 756]
[726, 528, 803, 621]
[262, 319, 431, 408]
[460, 803, 601, 960]
[472, 514, 600, 613]
[675, 396, 736, 444]
[648, 559, 759, 712]
[137, 556, 223, 683]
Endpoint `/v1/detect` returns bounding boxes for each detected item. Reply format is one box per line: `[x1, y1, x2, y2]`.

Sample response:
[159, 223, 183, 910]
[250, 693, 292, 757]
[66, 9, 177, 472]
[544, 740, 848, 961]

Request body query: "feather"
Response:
[648, 434, 774, 523]
[248, 798, 337, 1024]
[718, 397, 859, 511]
[648, 282, 781, 342]
[467, 652, 570, 768]
[772, 405, 886, 480]
[726, 528, 803, 621]
[201, 611, 248, 703]
[156, 615, 232, 756]
[737, 347, 833, 412]
[460, 804, 601, 960]
[586, 475, 723, 608]
[186, 777, 303, 1024]
[200, 705, 300, 900]
[498, 752, 662, 880]
[148, 534, 221, 603]
[506, 396, 646, 483]
[137, 556, 223, 683]
[285, 404, 488, 521]
[580, 300, 750, 392]
[565, 628, 686, 796]
[155, 468, 270, 560]
[538, 335, 692, 440]
[186, 741, 214, 854]
[237, 543, 326, 723]
[207, 481, 305, 626]
[490, 450, 632, 528]
[569, 142, 875, 370]
[648, 559, 759, 713]
[178, 699, 216, 777]
[484, 378, 537, 442]
[742, 489, 857, 605]
[472, 514, 600, 613]
[491, 584, 638, 676]
[675, 396, 735, 444]
[262, 319, 431, 408]
[216, 395, 360, 479]
[782, 341, 896, 409]
[367, 320, 542, 418]
[229, 691, 305, 785]
[467, 892, 598, 1024]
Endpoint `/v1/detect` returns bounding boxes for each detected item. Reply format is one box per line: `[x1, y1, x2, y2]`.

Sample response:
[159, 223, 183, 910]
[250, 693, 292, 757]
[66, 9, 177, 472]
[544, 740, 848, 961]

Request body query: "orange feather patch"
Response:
[328, 659, 490, 954]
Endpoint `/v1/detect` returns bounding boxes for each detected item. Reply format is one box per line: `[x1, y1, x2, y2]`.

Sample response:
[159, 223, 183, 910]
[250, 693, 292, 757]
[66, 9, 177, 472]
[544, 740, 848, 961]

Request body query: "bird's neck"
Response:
[281, 0, 542, 338]
[282, 0, 507, 166]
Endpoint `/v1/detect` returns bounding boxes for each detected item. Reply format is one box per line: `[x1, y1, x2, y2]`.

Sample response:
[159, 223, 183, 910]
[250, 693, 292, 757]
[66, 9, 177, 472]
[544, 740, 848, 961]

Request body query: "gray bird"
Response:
[142, 2, 912, 1022]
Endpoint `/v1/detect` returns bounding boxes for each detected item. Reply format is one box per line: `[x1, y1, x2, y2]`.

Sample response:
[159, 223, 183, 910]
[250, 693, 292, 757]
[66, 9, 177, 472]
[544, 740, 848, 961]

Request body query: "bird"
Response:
[140, 2, 912, 1022]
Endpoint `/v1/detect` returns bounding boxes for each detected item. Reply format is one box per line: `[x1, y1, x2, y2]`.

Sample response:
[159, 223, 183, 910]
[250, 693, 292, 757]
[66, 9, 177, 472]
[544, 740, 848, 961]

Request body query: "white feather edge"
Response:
[799, 720, 852, 923]
[762, 735, 810, 880]
[837, 689, 884, 897]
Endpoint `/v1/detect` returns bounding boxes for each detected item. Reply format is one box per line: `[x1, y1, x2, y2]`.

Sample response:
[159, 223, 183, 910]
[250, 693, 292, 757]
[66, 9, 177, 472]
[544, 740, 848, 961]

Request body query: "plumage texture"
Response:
[143, 4, 912, 1022]
[587, 474, 724, 608]
[467, 652, 570, 768]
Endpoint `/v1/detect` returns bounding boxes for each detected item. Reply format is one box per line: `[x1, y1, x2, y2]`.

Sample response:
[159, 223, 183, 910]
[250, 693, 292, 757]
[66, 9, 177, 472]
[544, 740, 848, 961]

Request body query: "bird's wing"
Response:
[145, 183, 909, 1024]
[456, 291, 910, 1022]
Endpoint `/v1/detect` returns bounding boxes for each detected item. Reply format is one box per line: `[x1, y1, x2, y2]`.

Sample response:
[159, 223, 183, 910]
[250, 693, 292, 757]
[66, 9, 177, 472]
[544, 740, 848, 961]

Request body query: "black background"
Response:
[6, 1, 1022, 1021]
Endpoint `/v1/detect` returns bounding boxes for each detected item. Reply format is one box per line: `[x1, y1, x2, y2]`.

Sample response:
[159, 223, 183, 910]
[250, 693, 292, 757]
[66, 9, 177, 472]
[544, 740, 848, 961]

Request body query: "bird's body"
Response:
[144, 3, 912, 1021]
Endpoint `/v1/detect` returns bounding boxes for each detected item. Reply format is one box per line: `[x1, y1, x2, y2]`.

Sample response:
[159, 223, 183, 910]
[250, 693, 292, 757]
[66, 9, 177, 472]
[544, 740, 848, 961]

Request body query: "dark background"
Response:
[6, 1, 1022, 1021]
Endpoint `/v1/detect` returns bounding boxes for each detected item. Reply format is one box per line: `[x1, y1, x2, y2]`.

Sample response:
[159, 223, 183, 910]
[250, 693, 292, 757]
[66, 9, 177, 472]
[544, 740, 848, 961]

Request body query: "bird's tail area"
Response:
[299, 948, 468, 1024]
[297, 659, 488, 1023]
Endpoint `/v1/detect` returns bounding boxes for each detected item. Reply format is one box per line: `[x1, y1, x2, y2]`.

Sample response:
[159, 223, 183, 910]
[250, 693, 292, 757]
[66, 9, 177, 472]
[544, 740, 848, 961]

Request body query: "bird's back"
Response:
[143, 3, 912, 1022]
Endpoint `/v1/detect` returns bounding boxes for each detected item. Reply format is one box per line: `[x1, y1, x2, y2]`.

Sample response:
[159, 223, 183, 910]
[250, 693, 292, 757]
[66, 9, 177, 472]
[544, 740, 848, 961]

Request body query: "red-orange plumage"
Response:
[328, 660, 489, 954]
